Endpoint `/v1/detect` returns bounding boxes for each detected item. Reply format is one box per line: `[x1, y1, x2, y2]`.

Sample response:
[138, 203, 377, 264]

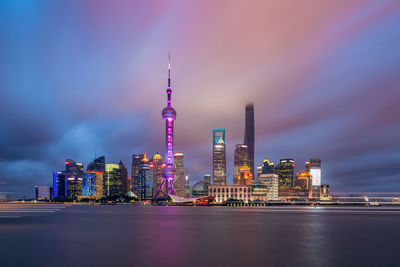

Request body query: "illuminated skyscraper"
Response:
[184, 175, 190, 198]
[87, 156, 105, 198]
[87, 156, 105, 173]
[238, 165, 252, 185]
[174, 152, 185, 197]
[244, 104, 255, 181]
[306, 158, 322, 186]
[279, 158, 294, 188]
[119, 161, 128, 195]
[154, 55, 177, 198]
[150, 153, 163, 194]
[256, 164, 263, 182]
[233, 144, 248, 185]
[104, 163, 122, 197]
[137, 154, 154, 200]
[131, 154, 144, 193]
[53, 171, 67, 200]
[295, 172, 312, 198]
[213, 128, 226, 185]
[65, 159, 84, 200]
[82, 173, 96, 197]
[204, 174, 211, 184]
[258, 174, 279, 200]
[262, 158, 275, 174]
[307, 158, 322, 198]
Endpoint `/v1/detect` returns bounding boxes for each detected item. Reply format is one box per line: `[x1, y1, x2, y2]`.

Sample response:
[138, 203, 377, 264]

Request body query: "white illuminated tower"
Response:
[154, 54, 177, 198]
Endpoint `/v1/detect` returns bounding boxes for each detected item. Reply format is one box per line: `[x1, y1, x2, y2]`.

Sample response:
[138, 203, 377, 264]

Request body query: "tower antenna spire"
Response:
[168, 52, 171, 87]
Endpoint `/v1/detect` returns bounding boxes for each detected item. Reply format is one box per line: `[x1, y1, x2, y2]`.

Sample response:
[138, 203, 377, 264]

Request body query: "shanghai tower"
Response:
[244, 104, 255, 182]
[154, 54, 177, 198]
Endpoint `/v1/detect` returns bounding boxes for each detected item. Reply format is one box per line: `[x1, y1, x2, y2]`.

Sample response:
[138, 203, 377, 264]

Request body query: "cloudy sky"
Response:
[1, 0, 399, 197]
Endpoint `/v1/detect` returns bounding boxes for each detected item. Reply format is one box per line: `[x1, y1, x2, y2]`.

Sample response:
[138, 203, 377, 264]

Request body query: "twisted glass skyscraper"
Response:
[244, 104, 255, 181]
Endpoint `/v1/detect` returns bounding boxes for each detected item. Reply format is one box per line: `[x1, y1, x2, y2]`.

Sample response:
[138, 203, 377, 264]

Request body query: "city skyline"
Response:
[1, 1, 400, 198]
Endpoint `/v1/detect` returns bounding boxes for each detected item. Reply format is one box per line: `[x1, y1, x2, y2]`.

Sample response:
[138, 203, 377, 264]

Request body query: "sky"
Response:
[0, 0, 400, 198]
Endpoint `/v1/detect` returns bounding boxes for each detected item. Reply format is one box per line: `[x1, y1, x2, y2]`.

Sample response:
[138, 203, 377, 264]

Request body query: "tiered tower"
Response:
[154, 54, 177, 198]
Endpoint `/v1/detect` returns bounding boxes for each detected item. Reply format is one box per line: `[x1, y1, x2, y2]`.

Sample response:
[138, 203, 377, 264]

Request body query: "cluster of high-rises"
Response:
[52, 157, 128, 201]
[37, 56, 330, 204]
[206, 104, 330, 203]
[48, 152, 189, 202]
[48, 56, 190, 202]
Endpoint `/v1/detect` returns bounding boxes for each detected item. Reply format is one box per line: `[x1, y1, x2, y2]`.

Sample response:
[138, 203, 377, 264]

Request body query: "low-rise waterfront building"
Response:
[209, 185, 252, 203]
[35, 185, 51, 200]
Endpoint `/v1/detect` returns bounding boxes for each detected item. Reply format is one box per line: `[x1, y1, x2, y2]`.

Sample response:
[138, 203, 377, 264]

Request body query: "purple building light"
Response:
[154, 54, 177, 198]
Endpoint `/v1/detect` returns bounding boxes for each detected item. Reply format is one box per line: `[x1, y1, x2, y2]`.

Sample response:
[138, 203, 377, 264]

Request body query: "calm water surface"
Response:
[1, 205, 399, 267]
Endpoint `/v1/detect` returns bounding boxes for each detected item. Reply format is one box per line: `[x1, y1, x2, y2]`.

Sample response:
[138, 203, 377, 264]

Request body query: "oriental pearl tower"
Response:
[154, 54, 177, 198]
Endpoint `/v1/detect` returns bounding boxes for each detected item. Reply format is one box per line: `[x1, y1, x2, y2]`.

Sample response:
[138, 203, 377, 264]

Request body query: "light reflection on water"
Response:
[0, 205, 399, 267]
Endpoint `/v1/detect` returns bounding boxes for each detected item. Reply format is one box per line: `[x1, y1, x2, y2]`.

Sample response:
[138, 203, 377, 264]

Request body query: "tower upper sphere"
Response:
[162, 106, 176, 121]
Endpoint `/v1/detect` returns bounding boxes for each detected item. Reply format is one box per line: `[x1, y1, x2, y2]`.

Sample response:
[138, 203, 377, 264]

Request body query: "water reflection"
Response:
[0, 205, 400, 267]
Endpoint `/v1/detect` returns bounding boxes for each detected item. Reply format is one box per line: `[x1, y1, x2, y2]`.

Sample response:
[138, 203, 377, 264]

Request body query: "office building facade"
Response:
[279, 158, 294, 188]
[295, 172, 313, 198]
[35, 185, 51, 200]
[258, 174, 279, 200]
[233, 144, 248, 185]
[104, 163, 122, 197]
[184, 175, 190, 198]
[66, 159, 84, 200]
[119, 161, 128, 195]
[137, 155, 154, 200]
[150, 153, 163, 194]
[238, 165, 252, 185]
[174, 152, 185, 197]
[204, 174, 211, 184]
[53, 171, 67, 200]
[131, 154, 144, 193]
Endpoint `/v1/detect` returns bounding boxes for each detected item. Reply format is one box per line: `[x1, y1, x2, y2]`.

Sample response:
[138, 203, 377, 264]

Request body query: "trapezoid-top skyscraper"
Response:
[154, 54, 177, 198]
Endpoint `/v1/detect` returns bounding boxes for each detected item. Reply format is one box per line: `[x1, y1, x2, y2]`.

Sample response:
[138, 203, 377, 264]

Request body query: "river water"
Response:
[1, 205, 399, 267]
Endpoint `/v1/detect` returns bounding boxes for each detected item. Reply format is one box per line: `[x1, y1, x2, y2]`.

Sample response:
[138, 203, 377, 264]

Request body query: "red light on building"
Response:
[162, 163, 166, 167]
[86, 170, 90, 173]
[96, 171, 103, 174]
[65, 161, 70, 165]
[149, 164, 154, 168]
